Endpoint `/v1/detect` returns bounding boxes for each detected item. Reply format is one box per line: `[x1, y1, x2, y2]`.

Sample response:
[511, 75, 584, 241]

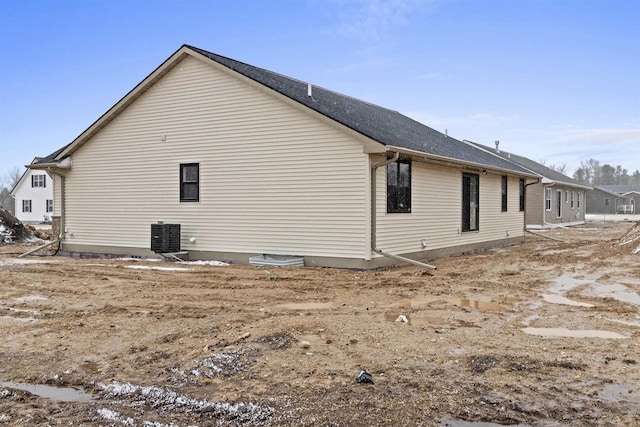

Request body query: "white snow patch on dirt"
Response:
[97, 381, 273, 425]
[178, 260, 229, 266]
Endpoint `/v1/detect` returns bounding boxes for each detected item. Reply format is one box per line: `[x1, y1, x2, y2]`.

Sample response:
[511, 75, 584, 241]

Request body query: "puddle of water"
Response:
[276, 302, 335, 310]
[0, 381, 92, 402]
[521, 314, 539, 326]
[548, 274, 594, 293]
[522, 327, 628, 339]
[14, 295, 48, 303]
[448, 298, 508, 311]
[389, 297, 508, 311]
[388, 298, 434, 308]
[584, 284, 640, 305]
[541, 294, 594, 307]
[601, 384, 640, 403]
[606, 318, 640, 327]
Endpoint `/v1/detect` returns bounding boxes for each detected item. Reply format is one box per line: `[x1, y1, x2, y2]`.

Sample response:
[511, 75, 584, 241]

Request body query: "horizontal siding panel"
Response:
[64, 55, 368, 259]
[376, 161, 524, 254]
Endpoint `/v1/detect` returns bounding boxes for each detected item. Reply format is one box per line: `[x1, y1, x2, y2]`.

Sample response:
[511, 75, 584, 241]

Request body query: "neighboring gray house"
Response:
[467, 141, 592, 229]
[29, 45, 537, 268]
[586, 186, 625, 215]
[595, 185, 640, 214]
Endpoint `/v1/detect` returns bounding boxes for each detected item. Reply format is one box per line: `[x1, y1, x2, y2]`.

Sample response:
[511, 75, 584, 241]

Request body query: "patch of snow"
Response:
[0, 389, 12, 398]
[0, 224, 10, 244]
[116, 257, 162, 262]
[124, 265, 192, 272]
[0, 316, 37, 323]
[178, 260, 229, 266]
[97, 408, 135, 426]
[0, 259, 52, 265]
[634, 245, 640, 254]
[168, 348, 257, 383]
[14, 295, 48, 303]
[97, 381, 273, 424]
[0, 414, 10, 421]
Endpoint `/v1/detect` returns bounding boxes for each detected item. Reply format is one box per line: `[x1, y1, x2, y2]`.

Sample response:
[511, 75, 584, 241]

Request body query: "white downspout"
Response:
[371, 152, 437, 270]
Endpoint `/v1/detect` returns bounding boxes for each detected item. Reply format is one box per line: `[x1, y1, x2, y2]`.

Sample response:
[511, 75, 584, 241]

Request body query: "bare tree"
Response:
[537, 158, 567, 174]
[0, 166, 23, 213]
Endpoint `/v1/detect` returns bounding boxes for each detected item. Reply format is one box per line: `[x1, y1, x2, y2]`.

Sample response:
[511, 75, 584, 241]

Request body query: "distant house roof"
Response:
[33, 45, 535, 176]
[466, 141, 591, 190]
[592, 186, 626, 198]
[597, 184, 640, 195]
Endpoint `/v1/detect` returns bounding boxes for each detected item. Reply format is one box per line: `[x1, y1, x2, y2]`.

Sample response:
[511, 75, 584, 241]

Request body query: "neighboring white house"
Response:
[29, 45, 538, 268]
[10, 168, 54, 223]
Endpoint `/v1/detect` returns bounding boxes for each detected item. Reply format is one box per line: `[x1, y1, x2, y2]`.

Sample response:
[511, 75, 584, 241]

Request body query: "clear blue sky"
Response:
[1, 0, 639, 177]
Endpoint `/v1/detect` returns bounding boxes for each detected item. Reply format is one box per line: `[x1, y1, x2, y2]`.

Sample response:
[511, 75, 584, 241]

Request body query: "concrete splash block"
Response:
[249, 254, 305, 267]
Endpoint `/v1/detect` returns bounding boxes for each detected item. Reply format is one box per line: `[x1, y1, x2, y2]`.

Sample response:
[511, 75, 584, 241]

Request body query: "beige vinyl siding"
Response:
[62, 55, 368, 259]
[52, 174, 62, 217]
[376, 160, 524, 255]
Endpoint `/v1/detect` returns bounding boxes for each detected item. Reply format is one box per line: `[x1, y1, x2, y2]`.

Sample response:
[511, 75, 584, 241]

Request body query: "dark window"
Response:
[180, 163, 199, 202]
[387, 160, 411, 213]
[32, 174, 46, 188]
[519, 179, 525, 212]
[501, 176, 508, 212]
[570, 191, 575, 209]
[22, 200, 32, 213]
[46, 199, 53, 213]
[462, 172, 479, 232]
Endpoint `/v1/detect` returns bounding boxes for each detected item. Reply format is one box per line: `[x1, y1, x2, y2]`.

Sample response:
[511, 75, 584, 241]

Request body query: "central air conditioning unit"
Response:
[150, 223, 181, 253]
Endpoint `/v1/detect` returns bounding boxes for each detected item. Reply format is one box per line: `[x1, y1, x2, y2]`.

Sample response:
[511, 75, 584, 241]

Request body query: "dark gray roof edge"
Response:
[187, 46, 532, 175]
[36, 44, 532, 176]
[467, 141, 590, 188]
[593, 186, 627, 197]
[597, 184, 640, 194]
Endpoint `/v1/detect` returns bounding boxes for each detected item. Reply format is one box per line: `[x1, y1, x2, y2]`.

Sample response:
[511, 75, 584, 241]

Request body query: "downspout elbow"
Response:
[370, 151, 436, 270]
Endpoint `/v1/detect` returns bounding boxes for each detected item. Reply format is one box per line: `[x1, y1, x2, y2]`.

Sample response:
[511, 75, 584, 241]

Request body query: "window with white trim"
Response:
[570, 191, 575, 209]
[545, 189, 552, 211]
[565, 190, 568, 203]
[577, 192, 581, 209]
[32, 174, 46, 188]
[22, 200, 32, 213]
[46, 199, 54, 213]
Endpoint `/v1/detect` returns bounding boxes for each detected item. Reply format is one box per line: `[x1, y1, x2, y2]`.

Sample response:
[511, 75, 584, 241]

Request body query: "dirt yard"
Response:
[1, 221, 639, 426]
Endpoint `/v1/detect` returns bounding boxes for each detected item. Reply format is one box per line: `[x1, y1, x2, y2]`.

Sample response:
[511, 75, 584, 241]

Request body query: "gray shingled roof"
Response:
[598, 184, 640, 194]
[37, 45, 534, 175]
[187, 45, 532, 175]
[468, 141, 588, 187]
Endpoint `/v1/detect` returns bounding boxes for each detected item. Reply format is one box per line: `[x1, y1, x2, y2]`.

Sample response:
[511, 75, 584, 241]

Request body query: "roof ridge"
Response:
[185, 45, 400, 114]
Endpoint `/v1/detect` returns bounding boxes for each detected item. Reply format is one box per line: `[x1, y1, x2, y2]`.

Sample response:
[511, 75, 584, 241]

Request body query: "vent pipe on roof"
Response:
[495, 140, 500, 153]
[445, 129, 448, 137]
[307, 83, 312, 98]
